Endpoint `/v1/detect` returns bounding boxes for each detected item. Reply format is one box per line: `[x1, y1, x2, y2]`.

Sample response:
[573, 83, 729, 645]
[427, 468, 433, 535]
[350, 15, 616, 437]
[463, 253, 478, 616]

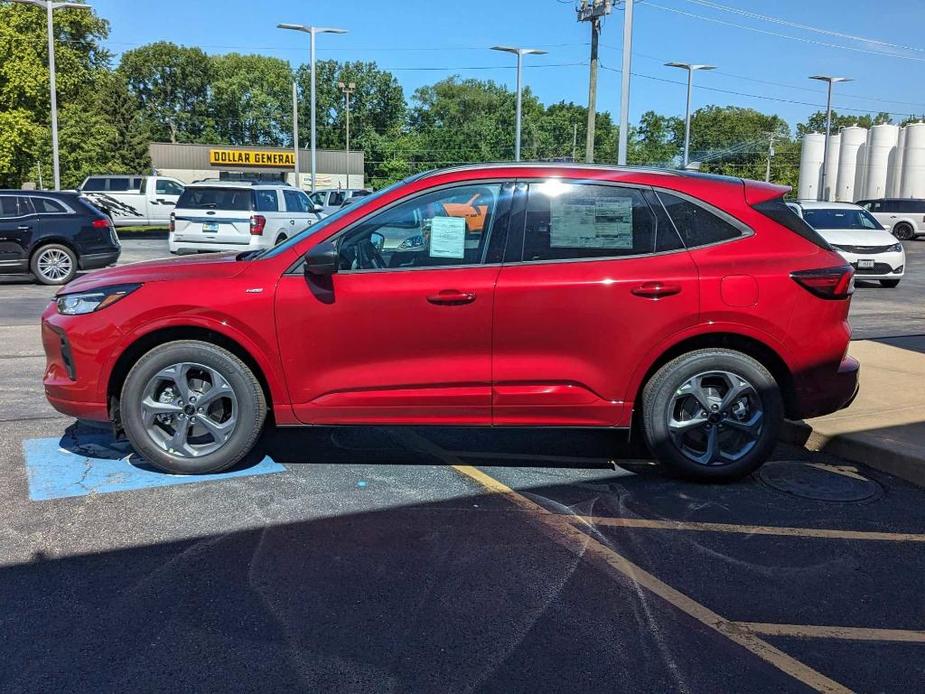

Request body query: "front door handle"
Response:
[631, 282, 682, 299]
[427, 289, 476, 306]
[17, 225, 31, 231]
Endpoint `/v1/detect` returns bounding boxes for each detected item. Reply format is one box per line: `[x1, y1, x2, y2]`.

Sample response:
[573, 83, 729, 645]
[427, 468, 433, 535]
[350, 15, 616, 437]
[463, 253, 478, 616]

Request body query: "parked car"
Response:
[168, 181, 322, 254]
[310, 188, 372, 215]
[791, 201, 905, 288]
[856, 198, 925, 240]
[42, 164, 859, 481]
[0, 190, 120, 285]
[79, 175, 185, 228]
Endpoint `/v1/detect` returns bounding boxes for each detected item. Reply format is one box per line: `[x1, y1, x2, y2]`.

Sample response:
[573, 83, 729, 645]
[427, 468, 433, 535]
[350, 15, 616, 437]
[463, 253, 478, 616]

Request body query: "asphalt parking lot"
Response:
[1, 235, 924, 692]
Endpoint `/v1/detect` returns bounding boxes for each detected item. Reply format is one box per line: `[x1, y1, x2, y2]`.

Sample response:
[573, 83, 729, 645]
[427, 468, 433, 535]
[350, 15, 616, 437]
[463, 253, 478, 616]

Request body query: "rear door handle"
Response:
[17, 225, 31, 231]
[427, 289, 476, 305]
[631, 282, 682, 299]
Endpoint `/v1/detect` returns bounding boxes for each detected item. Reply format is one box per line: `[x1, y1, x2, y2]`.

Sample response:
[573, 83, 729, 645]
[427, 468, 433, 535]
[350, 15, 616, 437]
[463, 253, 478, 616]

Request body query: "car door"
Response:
[274, 181, 513, 425]
[148, 178, 184, 223]
[0, 195, 35, 271]
[282, 189, 312, 235]
[491, 180, 700, 427]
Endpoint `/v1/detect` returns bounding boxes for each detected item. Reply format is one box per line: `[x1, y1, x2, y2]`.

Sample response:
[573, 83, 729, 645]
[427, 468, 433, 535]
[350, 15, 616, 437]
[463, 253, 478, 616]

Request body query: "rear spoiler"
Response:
[743, 179, 790, 206]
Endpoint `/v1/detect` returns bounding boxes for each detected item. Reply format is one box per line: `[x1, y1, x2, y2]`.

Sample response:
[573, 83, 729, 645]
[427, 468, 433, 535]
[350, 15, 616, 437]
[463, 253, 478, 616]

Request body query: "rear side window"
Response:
[522, 182, 655, 261]
[752, 198, 832, 250]
[254, 189, 279, 212]
[82, 177, 106, 191]
[177, 187, 253, 211]
[656, 191, 743, 248]
[897, 200, 925, 213]
[109, 178, 130, 192]
[31, 197, 67, 214]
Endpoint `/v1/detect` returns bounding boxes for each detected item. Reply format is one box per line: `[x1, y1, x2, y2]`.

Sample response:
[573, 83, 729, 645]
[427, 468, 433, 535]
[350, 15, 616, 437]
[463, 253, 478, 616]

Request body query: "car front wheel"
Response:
[641, 349, 782, 481]
[120, 340, 266, 474]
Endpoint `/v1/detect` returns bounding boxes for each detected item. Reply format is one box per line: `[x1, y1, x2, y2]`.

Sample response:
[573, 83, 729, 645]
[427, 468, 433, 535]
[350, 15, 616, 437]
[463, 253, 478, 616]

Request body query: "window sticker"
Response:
[429, 216, 467, 258]
[550, 196, 634, 249]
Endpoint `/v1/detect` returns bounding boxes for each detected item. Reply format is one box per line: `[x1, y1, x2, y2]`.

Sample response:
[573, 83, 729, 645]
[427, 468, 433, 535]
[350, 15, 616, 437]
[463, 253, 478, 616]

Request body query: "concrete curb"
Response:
[780, 420, 925, 488]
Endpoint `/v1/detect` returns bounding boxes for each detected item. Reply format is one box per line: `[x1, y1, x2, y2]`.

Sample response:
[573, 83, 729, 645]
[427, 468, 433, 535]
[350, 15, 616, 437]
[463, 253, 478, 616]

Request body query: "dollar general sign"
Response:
[209, 149, 295, 168]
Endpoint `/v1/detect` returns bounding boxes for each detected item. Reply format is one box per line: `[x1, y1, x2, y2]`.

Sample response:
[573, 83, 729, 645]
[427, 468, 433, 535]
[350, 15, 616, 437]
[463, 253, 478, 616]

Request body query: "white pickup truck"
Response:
[78, 174, 185, 227]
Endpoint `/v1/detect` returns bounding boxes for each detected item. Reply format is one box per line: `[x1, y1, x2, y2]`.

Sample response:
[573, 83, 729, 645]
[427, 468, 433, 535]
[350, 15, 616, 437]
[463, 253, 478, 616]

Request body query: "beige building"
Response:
[149, 142, 365, 190]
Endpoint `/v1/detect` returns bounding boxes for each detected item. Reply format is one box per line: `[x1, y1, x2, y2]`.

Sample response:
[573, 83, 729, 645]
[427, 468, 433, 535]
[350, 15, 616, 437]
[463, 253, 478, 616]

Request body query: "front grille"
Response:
[853, 262, 894, 275]
[833, 244, 895, 254]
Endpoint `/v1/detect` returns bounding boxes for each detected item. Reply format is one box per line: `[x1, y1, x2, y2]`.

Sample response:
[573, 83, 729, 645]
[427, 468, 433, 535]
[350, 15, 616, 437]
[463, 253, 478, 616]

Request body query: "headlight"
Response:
[56, 284, 141, 315]
[889, 243, 903, 253]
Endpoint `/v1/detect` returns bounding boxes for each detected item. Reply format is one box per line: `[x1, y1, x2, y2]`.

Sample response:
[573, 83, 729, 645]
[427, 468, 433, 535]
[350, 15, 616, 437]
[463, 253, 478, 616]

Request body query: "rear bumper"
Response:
[78, 249, 121, 271]
[793, 355, 860, 420]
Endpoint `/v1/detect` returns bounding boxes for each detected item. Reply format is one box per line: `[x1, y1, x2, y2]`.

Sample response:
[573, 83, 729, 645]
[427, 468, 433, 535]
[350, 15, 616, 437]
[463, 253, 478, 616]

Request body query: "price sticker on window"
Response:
[429, 216, 467, 259]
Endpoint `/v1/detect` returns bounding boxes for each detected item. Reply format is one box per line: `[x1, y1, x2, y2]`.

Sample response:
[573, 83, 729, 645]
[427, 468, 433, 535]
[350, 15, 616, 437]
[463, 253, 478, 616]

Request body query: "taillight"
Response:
[791, 266, 855, 300]
[91, 218, 110, 229]
[169, 212, 175, 233]
[249, 214, 266, 236]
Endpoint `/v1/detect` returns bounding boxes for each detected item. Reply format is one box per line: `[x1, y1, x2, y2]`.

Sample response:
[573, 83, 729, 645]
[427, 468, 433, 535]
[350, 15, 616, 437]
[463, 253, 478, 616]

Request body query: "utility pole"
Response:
[572, 123, 578, 161]
[11, 0, 90, 190]
[765, 132, 776, 182]
[617, 0, 633, 165]
[338, 81, 355, 188]
[577, 0, 612, 163]
[291, 81, 299, 187]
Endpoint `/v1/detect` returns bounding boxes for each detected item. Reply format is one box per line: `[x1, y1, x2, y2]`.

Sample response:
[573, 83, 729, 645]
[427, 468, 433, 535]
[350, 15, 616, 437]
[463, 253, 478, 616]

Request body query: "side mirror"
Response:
[370, 232, 385, 253]
[304, 240, 338, 277]
[312, 203, 324, 213]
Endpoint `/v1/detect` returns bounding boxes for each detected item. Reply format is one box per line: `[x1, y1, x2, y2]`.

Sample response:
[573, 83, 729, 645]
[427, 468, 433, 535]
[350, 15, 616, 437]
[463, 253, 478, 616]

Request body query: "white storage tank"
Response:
[900, 122, 925, 199]
[835, 126, 867, 202]
[890, 126, 907, 198]
[823, 132, 841, 201]
[798, 133, 825, 200]
[863, 124, 899, 200]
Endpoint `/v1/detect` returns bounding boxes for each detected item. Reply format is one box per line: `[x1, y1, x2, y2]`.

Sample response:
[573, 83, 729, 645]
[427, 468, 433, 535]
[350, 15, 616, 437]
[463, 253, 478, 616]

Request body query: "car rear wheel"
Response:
[880, 279, 901, 288]
[641, 349, 782, 481]
[120, 340, 266, 474]
[31, 243, 77, 285]
[892, 223, 914, 241]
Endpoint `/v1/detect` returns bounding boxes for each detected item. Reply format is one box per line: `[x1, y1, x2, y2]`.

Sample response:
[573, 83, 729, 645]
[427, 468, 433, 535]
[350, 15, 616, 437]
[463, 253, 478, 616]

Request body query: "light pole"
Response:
[338, 81, 355, 188]
[810, 75, 851, 201]
[278, 23, 348, 193]
[291, 81, 299, 187]
[665, 62, 716, 168]
[490, 46, 547, 162]
[617, 0, 634, 165]
[12, 0, 90, 190]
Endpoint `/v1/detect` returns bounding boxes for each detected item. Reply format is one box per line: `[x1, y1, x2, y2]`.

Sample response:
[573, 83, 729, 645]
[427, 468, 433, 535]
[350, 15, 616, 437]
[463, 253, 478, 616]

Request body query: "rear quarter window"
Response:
[177, 187, 253, 211]
[30, 197, 67, 214]
[81, 177, 106, 191]
[656, 191, 744, 248]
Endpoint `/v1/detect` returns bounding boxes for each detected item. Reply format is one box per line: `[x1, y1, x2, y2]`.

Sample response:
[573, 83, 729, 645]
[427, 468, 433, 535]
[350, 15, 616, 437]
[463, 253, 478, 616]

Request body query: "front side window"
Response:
[330, 191, 346, 206]
[156, 179, 184, 196]
[309, 192, 326, 206]
[657, 191, 743, 248]
[522, 181, 656, 262]
[802, 208, 882, 231]
[254, 190, 279, 212]
[0, 196, 25, 218]
[338, 183, 503, 271]
[284, 189, 310, 213]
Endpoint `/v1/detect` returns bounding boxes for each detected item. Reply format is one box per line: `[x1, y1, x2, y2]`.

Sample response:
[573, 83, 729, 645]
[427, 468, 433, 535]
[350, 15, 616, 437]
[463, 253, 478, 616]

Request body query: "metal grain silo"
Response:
[835, 126, 867, 202]
[900, 122, 925, 198]
[863, 124, 899, 200]
[823, 132, 840, 201]
[798, 133, 825, 200]
[889, 126, 907, 197]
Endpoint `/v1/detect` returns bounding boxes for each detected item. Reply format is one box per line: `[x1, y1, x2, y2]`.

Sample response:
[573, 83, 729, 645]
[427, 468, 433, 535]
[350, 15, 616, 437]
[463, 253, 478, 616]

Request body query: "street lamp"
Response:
[338, 81, 355, 188]
[810, 75, 852, 201]
[278, 23, 348, 193]
[490, 46, 548, 162]
[665, 62, 716, 168]
[12, 0, 90, 190]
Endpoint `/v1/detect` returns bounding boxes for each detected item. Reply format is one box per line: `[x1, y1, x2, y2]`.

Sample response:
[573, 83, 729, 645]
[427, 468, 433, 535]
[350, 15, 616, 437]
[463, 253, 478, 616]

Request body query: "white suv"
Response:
[169, 182, 321, 254]
[856, 198, 925, 241]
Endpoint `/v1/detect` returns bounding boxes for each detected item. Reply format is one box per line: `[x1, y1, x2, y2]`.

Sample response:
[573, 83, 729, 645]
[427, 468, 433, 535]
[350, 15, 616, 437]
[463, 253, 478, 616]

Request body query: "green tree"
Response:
[0, 1, 110, 186]
[210, 53, 293, 146]
[796, 110, 892, 137]
[630, 111, 682, 166]
[119, 41, 211, 143]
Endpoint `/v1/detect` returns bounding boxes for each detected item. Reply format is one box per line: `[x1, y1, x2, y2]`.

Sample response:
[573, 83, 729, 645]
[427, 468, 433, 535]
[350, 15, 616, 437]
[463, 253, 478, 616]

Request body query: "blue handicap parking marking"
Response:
[23, 430, 285, 501]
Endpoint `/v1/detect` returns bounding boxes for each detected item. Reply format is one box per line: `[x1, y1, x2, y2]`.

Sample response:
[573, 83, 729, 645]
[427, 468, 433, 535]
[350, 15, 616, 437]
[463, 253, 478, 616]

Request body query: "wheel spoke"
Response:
[197, 414, 235, 443]
[195, 369, 233, 407]
[167, 420, 191, 454]
[724, 411, 763, 439]
[141, 397, 182, 421]
[720, 376, 755, 411]
[155, 363, 191, 402]
[668, 414, 708, 434]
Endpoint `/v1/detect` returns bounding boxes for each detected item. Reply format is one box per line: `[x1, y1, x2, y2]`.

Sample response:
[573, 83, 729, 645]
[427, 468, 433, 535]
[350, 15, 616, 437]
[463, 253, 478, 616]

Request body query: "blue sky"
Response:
[92, 0, 925, 132]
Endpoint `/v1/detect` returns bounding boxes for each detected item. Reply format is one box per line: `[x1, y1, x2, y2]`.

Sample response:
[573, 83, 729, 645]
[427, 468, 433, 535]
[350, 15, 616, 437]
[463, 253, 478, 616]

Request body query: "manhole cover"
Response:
[757, 461, 882, 502]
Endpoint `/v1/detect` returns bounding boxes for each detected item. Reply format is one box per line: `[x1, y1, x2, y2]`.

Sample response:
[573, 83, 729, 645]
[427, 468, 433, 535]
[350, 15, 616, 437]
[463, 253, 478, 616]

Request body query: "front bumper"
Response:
[833, 249, 905, 281]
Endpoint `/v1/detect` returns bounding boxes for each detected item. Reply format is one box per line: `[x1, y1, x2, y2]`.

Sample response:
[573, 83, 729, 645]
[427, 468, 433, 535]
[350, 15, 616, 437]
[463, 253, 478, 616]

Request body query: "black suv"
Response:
[0, 190, 121, 285]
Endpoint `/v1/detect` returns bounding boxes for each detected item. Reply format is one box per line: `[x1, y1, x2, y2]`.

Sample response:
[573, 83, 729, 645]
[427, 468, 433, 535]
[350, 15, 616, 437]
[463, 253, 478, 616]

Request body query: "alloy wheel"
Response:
[667, 370, 764, 466]
[140, 361, 238, 458]
[36, 248, 73, 282]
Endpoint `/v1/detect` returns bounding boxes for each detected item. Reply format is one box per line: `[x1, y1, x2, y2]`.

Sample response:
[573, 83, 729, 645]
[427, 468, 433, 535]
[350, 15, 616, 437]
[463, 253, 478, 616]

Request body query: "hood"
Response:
[816, 228, 899, 247]
[60, 251, 249, 294]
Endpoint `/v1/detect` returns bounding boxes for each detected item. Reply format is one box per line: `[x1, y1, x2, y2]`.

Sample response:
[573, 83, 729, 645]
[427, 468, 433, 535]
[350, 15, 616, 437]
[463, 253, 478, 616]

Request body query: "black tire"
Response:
[892, 223, 915, 241]
[880, 279, 901, 288]
[120, 340, 266, 474]
[641, 349, 782, 482]
[30, 243, 77, 285]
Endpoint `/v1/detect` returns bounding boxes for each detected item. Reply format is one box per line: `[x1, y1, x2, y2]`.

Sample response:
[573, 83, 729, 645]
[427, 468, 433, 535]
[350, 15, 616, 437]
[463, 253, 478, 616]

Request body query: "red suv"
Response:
[42, 165, 859, 481]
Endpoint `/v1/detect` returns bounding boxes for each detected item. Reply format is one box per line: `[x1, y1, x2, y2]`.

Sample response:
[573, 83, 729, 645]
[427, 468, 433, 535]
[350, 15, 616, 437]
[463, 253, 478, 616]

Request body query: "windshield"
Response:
[802, 208, 883, 231]
[177, 187, 253, 211]
[253, 177, 419, 260]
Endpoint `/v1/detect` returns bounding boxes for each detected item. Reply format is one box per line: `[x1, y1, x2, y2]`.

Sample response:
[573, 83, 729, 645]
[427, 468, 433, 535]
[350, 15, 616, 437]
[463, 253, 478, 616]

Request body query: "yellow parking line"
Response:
[583, 516, 925, 543]
[737, 622, 925, 643]
[446, 463, 851, 694]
